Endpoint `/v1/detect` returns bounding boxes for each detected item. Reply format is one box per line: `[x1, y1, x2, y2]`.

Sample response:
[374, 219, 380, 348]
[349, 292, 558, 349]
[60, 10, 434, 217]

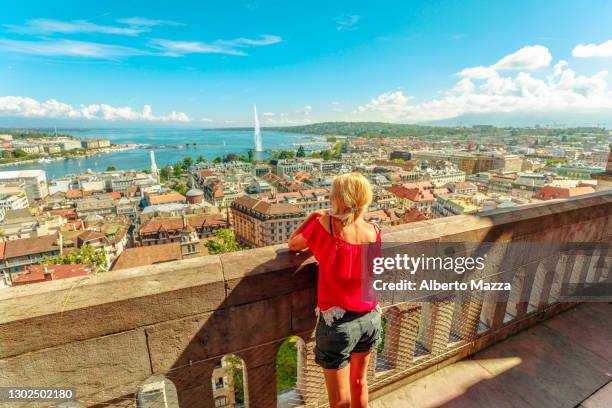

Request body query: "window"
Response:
[214, 396, 228, 407]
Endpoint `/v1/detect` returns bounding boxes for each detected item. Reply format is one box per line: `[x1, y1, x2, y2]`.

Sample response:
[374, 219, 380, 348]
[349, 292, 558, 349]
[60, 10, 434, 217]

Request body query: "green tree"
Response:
[227, 356, 245, 404]
[42, 244, 108, 270]
[160, 166, 172, 181]
[278, 150, 295, 160]
[213, 156, 222, 163]
[174, 182, 188, 195]
[326, 135, 337, 143]
[321, 150, 334, 160]
[204, 229, 239, 254]
[173, 162, 184, 177]
[276, 337, 298, 393]
[12, 148, 27, 158]
[106, 166, 116, 171]
[197, 155, 206, 163]
[183, 156, 193, 168]
[247, 148, 254, 162]
[296, 145, 306, 157]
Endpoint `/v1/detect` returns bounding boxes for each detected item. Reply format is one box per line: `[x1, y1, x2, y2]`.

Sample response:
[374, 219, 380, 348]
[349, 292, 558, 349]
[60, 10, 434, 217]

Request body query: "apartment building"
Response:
[0, 169, 48, 201]
[231, 195, 305, 247]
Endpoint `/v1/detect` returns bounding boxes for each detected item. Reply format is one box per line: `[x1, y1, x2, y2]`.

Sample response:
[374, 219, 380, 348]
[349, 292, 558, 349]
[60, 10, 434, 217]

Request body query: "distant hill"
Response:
[265, 122, 607, 138]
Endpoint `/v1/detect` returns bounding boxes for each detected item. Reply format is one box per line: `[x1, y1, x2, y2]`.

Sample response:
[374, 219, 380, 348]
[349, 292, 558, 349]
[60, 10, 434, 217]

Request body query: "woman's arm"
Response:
[288, 210, 326, 251]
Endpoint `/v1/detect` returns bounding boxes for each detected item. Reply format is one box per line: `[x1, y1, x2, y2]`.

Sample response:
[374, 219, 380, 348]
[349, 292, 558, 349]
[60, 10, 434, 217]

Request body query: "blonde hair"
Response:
[330, 172, 373, 226]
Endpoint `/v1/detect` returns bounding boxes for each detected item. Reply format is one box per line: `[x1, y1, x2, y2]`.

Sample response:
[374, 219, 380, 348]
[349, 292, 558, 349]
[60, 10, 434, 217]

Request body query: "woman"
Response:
[289, 172, 382, 408]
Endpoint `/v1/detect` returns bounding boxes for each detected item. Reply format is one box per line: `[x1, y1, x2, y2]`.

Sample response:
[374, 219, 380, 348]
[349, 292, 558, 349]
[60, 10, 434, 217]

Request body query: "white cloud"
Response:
[4, 17, 183, 37]
[357, 59, 612, 122]
[116, 17, 183, 28]
[0, 96, 191, 123]
[150, 39, 246, 56]
[459, 45, 552, 78]
[263, 112, 275, 117]
[335, 15, 360, 31]
[4, 18, 145, 36]
[150, 34, 282, 57]
[0, 38, 147, 59]
[0, 34, 282, 59]
[295, 105, 312, 115]
[572, 40, 612, 58]
[331, 101, 341, 105]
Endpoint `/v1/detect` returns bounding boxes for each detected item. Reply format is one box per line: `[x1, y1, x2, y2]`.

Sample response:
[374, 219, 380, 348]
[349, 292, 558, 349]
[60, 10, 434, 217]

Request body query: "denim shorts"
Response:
[314, 308, 382, 370]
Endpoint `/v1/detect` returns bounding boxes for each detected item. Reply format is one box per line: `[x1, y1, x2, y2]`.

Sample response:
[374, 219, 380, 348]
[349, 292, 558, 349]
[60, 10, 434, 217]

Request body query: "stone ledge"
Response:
[0, 191, 609, 361]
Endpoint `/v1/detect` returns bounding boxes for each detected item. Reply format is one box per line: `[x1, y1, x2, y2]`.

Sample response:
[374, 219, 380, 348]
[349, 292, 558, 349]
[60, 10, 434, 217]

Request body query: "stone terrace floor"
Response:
[371, 303, 612, 408]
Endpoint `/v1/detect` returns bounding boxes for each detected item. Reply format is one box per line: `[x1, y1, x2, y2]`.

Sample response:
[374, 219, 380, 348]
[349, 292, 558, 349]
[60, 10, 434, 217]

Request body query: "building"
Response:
[231, 195, 305, 247]
[138, 214, 228, 246]
[274, 189, 331, 213]
[275, 159, 313, 177]
[455, 154, 496, 175]
[390, 150, 412, 161]
[511, 172, 547, 199]
[493, 154, 523, 172]
[76, 196, 117, 218]
[12, 264, 94, 286]
[59, 140, 83, 151]
[146, 192, 187, 207]
[185, 188, 204, 204]
[592, 144, 612, 191]
[0, 233, 62, 278]
[0, 170, 48, 201]
[432, 194, 480, 218]
[533, 185, 596, 200]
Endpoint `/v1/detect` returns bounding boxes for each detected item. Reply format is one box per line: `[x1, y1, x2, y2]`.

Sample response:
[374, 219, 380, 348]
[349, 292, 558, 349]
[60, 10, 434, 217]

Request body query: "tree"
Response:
[183, 156, 193, 168]
[106, 166, 116, 171]
[174, 182, 188, 195]
[173, 162, 183, 177]
[276, 337, 298, 393]
[278, 150, 295, 160]
[321, 150, 334, 160]
[12, 148, 27, 158]
[247, 149, 254, 162]
[296, 145, 306, 157]
[326, 135, 337, 143]
[160, 166, 172, 181]
[197, 155, 205, 163]
[227, 356, 245, 404]
[204, 229, 239, 254]
[42, 244, 108, 270]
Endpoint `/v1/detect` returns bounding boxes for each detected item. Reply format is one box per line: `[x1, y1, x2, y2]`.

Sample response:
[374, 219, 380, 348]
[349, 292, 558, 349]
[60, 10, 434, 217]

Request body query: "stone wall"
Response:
[0, 191, 610, 407]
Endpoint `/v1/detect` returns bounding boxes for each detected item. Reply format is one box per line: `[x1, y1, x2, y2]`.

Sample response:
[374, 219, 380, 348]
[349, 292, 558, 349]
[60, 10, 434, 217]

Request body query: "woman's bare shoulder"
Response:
[318, 214, 331, 233]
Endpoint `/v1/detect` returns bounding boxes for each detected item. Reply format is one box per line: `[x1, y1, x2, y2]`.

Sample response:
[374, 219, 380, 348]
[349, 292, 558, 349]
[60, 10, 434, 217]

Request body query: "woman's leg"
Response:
[324, 365, 351, 408]
[349, 351, 372, 408]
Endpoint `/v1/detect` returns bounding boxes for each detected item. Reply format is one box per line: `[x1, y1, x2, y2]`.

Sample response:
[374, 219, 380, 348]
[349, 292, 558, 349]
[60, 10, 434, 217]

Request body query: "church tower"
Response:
[150, 150, 160, 183]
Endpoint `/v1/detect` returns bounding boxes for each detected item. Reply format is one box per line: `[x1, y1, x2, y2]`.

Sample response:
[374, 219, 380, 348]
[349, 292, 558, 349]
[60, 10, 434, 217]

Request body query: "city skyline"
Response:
[2, 0, 612, 127]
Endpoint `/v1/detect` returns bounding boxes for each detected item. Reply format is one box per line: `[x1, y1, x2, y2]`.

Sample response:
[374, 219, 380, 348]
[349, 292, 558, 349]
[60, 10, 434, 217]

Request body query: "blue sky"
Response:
[2, 0, 612, 127]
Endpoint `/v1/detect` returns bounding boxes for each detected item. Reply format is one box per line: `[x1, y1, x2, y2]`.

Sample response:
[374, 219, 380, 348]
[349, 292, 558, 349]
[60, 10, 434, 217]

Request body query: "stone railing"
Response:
[0, 191, 610, 407]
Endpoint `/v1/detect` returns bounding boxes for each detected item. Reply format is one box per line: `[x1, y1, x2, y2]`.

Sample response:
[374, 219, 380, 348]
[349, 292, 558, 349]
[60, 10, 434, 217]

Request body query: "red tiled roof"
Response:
[107, 192, 122, 200]
[534, 185, 595, 200]
[232, 195, 305, 216]
[66, 189, 83, 199]
[139, 215, 227, 235]
[13, 264, 94, 285]
[3, 234, 61, 259]
[148, 193, 186, 205]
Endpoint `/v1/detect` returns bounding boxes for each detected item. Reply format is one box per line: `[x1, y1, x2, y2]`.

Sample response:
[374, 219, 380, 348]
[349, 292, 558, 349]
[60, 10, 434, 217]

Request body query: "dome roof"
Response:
[186, 188, 204, 197]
